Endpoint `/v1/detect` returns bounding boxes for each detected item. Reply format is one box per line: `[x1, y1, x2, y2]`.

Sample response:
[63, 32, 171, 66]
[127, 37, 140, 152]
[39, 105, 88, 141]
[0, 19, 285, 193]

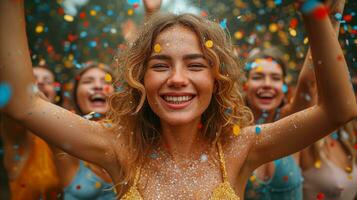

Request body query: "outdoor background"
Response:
[25, 0, 357, 98]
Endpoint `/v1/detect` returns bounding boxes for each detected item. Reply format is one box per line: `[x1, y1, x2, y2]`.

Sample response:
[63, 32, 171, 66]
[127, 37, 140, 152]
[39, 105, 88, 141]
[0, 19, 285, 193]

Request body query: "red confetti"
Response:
[20, 183, 26, 188]
[354, 144, 357, 150]
[133, 3, 139, 9]
[283, 175, 289, 181]
[337, 55, 343, 61]
[317, 192, 325, 200]
[290, 18, 298, 28]
[57, 8, 64, 15]
[79, 12, 86, 19]
[201, 11, 208, 17]
[197, 123, 203, 130]
[313, 7, 329, 20]
[330, 141, 335, 147]
[68, 34, 78, 42]
[76, 185, 81, 190]
[343, 15, 352, 22]
[83, 21, 89, 28]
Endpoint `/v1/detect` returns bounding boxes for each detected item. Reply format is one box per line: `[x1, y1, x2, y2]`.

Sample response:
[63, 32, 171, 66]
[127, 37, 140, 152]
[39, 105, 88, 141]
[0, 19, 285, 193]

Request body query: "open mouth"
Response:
[162, 95, 194, 104]
[160, 94, 196, 109]
[89, 93, 106, 106]
[256, 90, 276, 102]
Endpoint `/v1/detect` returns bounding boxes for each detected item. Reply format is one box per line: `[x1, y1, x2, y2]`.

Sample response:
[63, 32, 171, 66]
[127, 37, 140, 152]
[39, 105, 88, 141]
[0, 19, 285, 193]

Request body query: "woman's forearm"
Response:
[303, 3, 357, 123]
[0, 0, 37, 119]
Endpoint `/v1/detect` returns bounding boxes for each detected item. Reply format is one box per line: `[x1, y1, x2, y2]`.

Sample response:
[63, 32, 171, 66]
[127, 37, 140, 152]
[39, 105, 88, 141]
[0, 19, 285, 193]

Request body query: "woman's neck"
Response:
[160, 118, 207, 159]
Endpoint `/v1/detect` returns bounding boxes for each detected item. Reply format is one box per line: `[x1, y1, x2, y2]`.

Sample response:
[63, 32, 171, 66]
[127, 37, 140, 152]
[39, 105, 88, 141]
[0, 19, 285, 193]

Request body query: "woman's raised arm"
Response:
[0, 0, 117, 170]
[245, 1, 357, 168]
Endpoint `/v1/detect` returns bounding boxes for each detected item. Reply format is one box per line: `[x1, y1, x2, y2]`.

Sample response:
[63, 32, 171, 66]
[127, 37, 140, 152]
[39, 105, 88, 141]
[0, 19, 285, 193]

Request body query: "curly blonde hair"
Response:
[107, 13, 253, 193]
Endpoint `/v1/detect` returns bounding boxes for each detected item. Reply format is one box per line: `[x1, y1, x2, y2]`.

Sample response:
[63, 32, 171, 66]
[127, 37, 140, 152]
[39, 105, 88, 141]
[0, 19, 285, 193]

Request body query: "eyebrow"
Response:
[147, 53, 206, 61]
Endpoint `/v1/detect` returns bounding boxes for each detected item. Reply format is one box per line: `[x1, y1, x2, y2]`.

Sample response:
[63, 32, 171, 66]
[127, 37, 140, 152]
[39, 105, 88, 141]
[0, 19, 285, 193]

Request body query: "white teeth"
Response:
[163, 95, 193, 104]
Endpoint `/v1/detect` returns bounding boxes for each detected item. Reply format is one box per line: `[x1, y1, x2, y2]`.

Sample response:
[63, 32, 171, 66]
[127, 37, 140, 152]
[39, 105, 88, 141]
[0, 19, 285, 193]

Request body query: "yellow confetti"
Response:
[55, 96, 61, 102]
[127, 9, 134, 16]
[348, 175, 353, 180]
[255, 66, 263, 72]
[249, 175, 256, 182]
[314, 160, 321, 169]
[90, 10, 97, 16]
[205, 40, 213, 48]
[95, 182, 102, 188]
[345, 166, 352, 173]
[269, 23, 278, 32]
[35, 25, 44, 33]
[289, 28, 297, 37]
[64, 15, 74, 22]
[233, 124, 241, 136]
[234, 31, 243, 40]
[104, 73, 112, 82]
[154, 44, 161, 53]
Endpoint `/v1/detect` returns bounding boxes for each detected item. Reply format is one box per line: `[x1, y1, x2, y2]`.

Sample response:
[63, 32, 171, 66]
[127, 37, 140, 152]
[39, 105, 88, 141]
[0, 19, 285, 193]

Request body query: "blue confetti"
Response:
[220, 18, 227, 29]
[255, 126, 261, 135]
[331, 132, 338, 140]
[274, 0, 282, 5]
[127, 0, 140, 5]
[94, 113, 102, 118]
[301, 0, 320, 14]
[0, 83, 12, 108]
[282, 84, 288, 93]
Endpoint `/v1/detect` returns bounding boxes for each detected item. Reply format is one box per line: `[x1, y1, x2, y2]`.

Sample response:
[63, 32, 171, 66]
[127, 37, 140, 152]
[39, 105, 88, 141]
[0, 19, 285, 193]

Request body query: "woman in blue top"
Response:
[244, 1, 344, 199]
[51, 62, 117, 200]
[243, 47, 303, 200]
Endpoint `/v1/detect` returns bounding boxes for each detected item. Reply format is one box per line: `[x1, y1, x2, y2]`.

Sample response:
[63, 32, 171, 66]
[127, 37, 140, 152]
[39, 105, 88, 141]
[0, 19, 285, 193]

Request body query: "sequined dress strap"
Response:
[217, 141, 228, 182]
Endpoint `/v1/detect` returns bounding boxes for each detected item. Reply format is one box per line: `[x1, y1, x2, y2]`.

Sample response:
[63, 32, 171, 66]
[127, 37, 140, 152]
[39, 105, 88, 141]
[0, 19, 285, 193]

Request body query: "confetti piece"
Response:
[197, 123, 203, 130]
[154, 44, 161, 53]
[249, 175, 256, 182]
[282, 84, 288, 93]
[104, 73, 112, 82]
[76, 185, 81, 190]
[0, 83, 12, 108]
[337, 55, 343, 61]
[233, 124, 241, 136]
[314, 160, 321, 169]
[313, 7, 329, 20]
[219, 18, 227, 29]
[283, 175, 289, 181]
[127, 9, 134, 16]
[255, 126, 261, 135]
[205, 40, 213, 48]
[255, 66, 263, 72]
[331, 132, 338, 140]
[64, 15, 74, 22]
[200, 154, 208, 162]
[95, 182, 102, 188]
[345, 166, 352, 173]
[316, 192, 325, 200]
[301, 0, 320, 14]
[150, 152, 159, 159]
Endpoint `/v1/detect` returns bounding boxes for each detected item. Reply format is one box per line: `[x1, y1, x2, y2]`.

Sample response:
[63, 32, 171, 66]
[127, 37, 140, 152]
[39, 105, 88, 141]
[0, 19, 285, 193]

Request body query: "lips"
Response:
[160, 93, 196, 109]
[256, 89, 276, 104]
[89, 93, 106, 107]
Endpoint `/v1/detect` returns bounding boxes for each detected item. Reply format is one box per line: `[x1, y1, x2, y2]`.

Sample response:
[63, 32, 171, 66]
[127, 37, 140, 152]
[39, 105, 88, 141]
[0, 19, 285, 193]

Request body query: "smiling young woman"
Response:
[1, 1, 356, 199]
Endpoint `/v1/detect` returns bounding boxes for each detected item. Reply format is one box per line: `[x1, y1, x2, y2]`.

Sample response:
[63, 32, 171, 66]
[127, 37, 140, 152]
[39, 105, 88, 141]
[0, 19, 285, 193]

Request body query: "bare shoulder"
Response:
[223, 125, 257, 172]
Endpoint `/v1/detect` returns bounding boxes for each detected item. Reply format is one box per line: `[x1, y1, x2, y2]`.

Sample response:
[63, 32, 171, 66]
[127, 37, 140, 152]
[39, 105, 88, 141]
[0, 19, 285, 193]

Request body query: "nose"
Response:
[262, 77, 273, 88]
[92, 79, 104, 91]
[167, 65, 189, 88]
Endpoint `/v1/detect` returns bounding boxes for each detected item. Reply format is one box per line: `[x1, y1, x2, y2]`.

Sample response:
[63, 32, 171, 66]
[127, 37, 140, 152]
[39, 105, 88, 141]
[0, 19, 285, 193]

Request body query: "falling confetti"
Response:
[205, 40, 213, 48]
[0, 83, 12, 108]
[255, 126, 261, 135]
[154, 44, 161, 53]
[233, 124, 241, 136]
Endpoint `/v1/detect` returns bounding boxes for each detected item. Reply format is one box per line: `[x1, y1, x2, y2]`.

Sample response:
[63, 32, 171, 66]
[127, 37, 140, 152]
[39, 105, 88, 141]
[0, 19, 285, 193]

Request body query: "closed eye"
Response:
[188, 63, 207, 71]
[151, 64, 169, 71]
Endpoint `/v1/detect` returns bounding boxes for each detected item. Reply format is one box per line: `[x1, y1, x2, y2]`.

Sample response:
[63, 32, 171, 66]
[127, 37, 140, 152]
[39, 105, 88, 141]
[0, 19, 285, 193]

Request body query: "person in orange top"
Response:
[0, 66, 61, 200]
